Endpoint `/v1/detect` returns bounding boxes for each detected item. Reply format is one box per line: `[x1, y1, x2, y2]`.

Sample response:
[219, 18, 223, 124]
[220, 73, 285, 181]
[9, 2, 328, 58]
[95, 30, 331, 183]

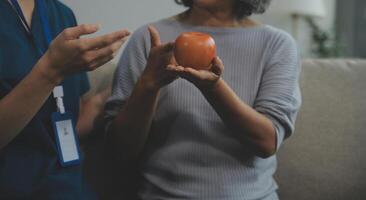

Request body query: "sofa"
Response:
[84, 59, 366, 200]
[275, 59, 366, 200]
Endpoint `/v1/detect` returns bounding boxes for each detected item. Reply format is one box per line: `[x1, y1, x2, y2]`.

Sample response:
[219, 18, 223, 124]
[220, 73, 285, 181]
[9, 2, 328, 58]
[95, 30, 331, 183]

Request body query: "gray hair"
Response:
[240, 0, 272, 14]
[175, 0, 272, 18]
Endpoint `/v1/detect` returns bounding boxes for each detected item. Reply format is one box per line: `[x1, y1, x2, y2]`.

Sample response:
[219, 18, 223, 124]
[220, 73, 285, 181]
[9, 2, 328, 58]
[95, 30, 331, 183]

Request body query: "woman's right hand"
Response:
[39, 24, 130, 84]
[139, 26, 177, 90]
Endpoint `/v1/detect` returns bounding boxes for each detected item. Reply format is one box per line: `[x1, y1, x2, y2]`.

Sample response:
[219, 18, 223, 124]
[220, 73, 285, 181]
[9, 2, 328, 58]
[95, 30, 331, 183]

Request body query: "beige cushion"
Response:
[275, 59, 366, 200]
[87, 62, 117, 95]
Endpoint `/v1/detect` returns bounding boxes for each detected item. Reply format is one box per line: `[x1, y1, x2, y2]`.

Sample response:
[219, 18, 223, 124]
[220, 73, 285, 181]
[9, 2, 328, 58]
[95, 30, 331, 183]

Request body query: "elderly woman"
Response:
[105, 0, 301, 199]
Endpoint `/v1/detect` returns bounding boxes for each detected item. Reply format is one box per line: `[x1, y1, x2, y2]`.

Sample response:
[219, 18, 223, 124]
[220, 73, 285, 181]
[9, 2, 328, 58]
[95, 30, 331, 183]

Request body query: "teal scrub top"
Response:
[0, 0, 95, 199]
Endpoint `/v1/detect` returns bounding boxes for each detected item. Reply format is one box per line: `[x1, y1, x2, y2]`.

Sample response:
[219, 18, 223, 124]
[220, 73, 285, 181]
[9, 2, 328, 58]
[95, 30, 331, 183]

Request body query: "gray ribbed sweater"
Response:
[105, 18, 301, 200]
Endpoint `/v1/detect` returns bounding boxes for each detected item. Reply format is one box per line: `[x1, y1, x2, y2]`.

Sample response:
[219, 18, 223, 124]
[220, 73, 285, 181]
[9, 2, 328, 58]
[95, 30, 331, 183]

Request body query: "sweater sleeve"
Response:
[103, 25, 150, 127]
[254, 31, 302, 151]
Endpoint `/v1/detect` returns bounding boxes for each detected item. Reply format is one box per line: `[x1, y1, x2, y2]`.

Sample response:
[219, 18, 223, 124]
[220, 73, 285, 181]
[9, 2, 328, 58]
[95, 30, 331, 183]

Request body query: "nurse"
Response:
[0, 0, 129, 199]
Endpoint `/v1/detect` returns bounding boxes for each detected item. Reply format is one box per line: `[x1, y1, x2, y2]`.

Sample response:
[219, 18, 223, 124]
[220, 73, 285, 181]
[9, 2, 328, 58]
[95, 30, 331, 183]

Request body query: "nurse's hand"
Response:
[39, 24, 130, 84]
[139, 26, 177, 90]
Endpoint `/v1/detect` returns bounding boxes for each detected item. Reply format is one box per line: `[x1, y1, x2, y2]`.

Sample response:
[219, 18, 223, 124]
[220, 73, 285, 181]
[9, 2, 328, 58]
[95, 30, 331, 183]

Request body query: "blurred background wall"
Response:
[61, 0, 336, 58]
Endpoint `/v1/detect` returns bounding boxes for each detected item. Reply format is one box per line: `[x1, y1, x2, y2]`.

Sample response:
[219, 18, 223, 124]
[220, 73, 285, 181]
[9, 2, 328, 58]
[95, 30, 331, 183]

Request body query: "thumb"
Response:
[160, 42, 175, 53]
[148, 26, 161, 47]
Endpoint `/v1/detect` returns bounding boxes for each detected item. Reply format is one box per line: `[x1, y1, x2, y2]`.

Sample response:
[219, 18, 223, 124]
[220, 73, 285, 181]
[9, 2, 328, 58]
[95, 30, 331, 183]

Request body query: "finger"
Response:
[184, 67, 214, 80]
[163, 65, 185, 79]
[184, 67, 204, 77]
[88, 54, 114, 71]
[80, 29, 130, 51]
[170, 55, 178, 65]
[166, 65, 185, 73]
[88, 40, 124, 69]
[156, 42, 175, 53]
[62, 24, 101, 40]
[166, 64, 184, 71]
[165, 66, 180, 77]
[164, 42, 175, 52]
[211, 57, 224, 76]
[98, 39, 124, 58]
[85, 40, 124, 67]
[148, 26, 161, 47]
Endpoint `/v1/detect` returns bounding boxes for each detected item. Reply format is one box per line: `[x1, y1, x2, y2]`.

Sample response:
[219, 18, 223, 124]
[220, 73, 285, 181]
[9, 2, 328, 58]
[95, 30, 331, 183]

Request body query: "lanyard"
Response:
[9, 0, 52, 47]
[9, 0, 66, 114]
[8, 0, 42, 55]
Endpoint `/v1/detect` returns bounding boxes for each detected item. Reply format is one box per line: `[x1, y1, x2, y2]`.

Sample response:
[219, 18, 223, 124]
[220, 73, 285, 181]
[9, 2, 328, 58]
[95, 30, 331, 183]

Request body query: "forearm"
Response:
[201, 78, 276, 158]
[107, 76, 160, 160]
[0, 58, 61, 149]
[77, 112, 96, 139]
[77, 92, 107, 139]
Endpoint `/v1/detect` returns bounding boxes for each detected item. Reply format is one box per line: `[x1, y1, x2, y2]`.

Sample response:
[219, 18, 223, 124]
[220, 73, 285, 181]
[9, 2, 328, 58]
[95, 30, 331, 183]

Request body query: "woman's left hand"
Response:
[166, 56, 224, 90]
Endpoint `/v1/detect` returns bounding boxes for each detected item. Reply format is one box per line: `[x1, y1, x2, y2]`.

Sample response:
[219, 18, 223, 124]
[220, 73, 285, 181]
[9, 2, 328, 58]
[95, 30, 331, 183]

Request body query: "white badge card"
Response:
[51, 112, 81, 167]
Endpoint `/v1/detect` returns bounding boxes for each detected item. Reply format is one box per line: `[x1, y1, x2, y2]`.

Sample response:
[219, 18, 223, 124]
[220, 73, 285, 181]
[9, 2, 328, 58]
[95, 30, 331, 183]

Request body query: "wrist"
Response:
[199, 77, 223, 93]
[35, 54, 64, 86]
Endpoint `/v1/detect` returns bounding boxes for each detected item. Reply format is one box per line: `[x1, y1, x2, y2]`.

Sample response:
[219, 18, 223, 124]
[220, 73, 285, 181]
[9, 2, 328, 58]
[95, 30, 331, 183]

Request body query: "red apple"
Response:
[174, 32, 216, 70]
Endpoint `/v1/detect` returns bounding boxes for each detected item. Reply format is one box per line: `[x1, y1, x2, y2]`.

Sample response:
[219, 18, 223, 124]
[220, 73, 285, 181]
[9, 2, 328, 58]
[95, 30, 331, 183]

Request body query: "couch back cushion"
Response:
[275, 59, 366, 200]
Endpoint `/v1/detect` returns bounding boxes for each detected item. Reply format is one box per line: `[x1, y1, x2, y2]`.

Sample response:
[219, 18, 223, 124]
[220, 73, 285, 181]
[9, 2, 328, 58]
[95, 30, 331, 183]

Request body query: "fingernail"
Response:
[124, 30, 131, 36]
[92, 23, 101, 30]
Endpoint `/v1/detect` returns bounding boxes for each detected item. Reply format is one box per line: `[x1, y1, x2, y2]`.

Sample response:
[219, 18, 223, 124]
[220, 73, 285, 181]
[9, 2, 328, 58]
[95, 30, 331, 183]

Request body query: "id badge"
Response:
[51, 112, 81, 167]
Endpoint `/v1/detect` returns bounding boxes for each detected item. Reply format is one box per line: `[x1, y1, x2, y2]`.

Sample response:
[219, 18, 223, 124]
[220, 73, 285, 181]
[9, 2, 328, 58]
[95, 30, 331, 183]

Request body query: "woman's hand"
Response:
[139, 26, 177, 90]
[167, 56, 224, 90]
[39, 24, 130, 84]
